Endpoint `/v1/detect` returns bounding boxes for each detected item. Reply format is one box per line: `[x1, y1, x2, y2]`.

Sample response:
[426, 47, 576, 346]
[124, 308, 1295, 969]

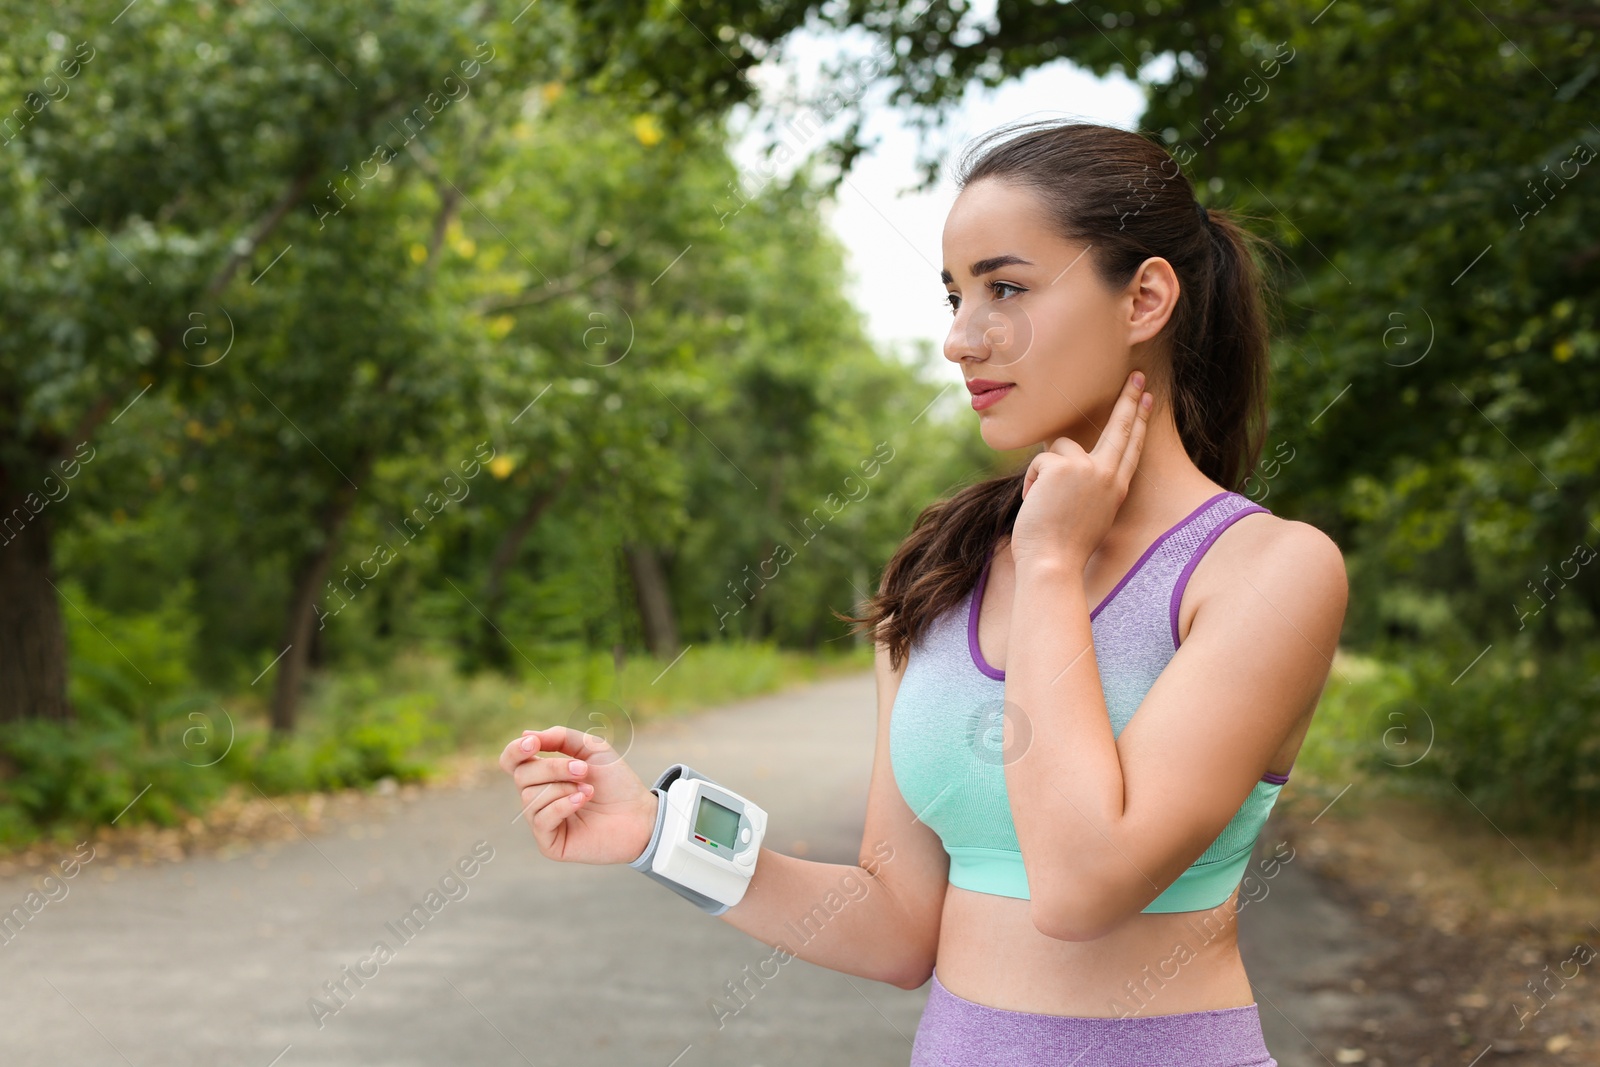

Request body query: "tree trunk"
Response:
[269, 481, 361, 734]
[623, 542, 680, 659]
[0, 483, 72, 724]
[307, 608, 326, 668]
[479, 471, 570, 663]
[483, 472, 570, 609]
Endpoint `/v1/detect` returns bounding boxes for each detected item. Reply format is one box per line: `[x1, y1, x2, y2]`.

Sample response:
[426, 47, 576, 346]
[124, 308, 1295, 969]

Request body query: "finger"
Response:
[514, 781, 559, 841]
[1046, 433, 1088, 458]
[518, 779, 592, 842]
[520, 780, 592, 811]
[1116, 389, 1154, 489]
[499, 728, 558, 774]
[1021, 451, 1056, 500]
[523, 725, 610, 764]
[529, 782, 591, 846]
[1090, 371, 1146, 461]
[499, 733, 538, 775]
[513, 751, 590, 791]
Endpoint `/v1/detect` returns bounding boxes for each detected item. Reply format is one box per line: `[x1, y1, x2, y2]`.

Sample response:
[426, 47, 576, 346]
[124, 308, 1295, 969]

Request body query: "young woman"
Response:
[500, 119, 1348, 1067]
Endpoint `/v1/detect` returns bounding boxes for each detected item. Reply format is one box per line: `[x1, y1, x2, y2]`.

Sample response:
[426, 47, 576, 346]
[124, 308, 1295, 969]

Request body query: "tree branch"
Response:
[1497, 11, 1600, 28]
[205, 163, 321, 297]
[474, 245, 631, 313]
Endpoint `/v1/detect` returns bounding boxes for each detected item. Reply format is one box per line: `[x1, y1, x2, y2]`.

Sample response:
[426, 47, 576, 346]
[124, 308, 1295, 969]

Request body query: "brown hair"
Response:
[839, 119, 1276, 671]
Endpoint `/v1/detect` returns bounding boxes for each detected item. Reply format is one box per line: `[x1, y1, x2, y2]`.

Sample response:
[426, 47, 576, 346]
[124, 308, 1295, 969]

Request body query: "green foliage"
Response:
[62, 579, 200, 725]
[1291, 652, 1412, 786]
[1289, 646, 1599, 837]
[0, 638, 871, 846]
[0, 584, 218, 844]
[248, 689, 443, 795]
[0, 719, 226, 845]
[1398, 640, 1600, 836]
[0, 0, 948, 840]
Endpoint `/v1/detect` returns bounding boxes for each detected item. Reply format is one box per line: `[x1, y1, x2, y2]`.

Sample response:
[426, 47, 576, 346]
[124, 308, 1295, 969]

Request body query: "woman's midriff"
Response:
[932, 883, 1256, 1016]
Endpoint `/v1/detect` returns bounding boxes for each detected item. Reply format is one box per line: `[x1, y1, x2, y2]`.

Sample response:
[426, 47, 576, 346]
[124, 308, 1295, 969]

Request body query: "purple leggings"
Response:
[910, 967, 1278, 1067]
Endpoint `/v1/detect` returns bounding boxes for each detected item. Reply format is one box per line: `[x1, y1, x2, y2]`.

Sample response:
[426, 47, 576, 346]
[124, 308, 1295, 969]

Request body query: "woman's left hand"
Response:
[1010, 370, 1152, 570]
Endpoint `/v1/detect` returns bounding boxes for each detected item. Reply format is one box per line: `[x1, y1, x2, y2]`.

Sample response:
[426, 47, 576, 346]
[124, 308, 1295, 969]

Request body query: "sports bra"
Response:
[889, 490, 1289, 914]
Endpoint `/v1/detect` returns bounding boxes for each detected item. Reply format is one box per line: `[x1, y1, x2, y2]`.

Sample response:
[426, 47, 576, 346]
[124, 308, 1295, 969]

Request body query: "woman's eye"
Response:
[945, 282, 1024, 314]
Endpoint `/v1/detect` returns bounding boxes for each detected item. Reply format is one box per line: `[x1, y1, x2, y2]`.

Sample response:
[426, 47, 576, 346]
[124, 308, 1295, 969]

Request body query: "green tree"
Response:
[0, 0, 825, 726]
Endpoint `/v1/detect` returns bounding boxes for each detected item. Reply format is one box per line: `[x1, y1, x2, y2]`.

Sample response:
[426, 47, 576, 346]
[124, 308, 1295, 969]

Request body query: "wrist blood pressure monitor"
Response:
[627, 763, 767, 915]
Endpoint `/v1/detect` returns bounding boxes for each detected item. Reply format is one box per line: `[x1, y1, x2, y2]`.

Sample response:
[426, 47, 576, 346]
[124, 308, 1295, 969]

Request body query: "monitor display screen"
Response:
[694, 796, 740, 850]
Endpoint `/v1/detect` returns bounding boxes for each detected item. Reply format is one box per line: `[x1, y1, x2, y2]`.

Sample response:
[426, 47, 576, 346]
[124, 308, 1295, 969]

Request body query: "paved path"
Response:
[1236, 824, 1397, 1066]
[0, 671, 1389, 1066]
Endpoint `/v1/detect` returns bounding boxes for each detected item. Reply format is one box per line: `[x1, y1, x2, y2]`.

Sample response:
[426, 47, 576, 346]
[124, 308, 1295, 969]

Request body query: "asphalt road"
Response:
[0, 671, 1390, 1066]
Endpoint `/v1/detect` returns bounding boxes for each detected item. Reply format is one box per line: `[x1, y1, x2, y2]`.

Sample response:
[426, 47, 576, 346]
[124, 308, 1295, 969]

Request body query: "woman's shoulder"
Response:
[1225, 502, 1344, 573]
[1201, 501, 1349, 621]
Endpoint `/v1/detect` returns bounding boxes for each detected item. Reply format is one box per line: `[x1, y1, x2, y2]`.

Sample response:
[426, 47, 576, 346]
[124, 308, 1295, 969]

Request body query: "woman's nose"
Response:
[945, 304, 1032, 368]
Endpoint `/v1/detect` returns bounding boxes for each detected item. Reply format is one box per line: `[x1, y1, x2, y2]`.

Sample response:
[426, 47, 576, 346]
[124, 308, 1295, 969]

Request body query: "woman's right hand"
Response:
[498, 726, 659, 865]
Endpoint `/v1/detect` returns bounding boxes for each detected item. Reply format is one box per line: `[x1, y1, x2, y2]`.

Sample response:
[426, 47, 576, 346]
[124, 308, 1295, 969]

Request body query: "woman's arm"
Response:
[715, 634, 949, 990]
[1006, 516, 1347, 941]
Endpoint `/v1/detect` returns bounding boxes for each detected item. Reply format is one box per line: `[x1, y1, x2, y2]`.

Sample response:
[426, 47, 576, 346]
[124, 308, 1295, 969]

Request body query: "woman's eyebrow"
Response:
[939, 254, 1035, 284]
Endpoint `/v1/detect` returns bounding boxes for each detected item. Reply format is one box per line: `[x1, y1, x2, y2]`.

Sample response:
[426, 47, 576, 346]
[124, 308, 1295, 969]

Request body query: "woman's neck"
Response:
[1035, 402, 1221, 551]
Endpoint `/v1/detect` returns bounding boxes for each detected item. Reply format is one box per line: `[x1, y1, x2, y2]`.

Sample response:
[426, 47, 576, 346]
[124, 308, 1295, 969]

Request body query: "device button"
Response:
[740, 827, 751, 843]
[735, 851, 755, 867]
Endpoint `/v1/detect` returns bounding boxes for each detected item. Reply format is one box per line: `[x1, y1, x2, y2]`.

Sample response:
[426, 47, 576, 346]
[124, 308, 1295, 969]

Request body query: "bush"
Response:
[0, 625, 873, 848]
[0, 583, 227, 847]
[1295, 651, 1414, 786]
[0, 717, 229, 847]
[1393, 640, 1600, 837]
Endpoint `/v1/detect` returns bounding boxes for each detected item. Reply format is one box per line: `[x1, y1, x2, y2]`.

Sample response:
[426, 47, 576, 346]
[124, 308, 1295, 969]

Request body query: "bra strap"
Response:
[1168, 492, 1271, 648]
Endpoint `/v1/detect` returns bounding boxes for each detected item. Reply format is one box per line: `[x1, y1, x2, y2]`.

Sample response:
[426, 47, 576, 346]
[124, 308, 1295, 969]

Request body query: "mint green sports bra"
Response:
[889, 491, 1288, 914]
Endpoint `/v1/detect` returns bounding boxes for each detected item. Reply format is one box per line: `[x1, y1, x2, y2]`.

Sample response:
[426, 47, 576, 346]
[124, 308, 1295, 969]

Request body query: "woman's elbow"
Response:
[1031, 886, 1121, 942]
[1032, 909, 1103, 943]
[893, 916, 942, 989]
[873, 928, 936, 990]
[892, 960, 935, 991]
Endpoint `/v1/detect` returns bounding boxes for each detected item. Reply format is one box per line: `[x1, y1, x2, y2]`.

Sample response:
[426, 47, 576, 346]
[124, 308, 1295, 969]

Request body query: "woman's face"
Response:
[940, 177, 1178, 452]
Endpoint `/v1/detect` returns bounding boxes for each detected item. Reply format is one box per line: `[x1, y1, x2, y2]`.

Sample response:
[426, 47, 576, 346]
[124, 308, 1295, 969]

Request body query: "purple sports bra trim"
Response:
[966, 547, 1006, 680]
[1169, 502, 1271, 648]
[1084, 490, 1231, 625]
[966, 563, 1008, 679]
[966, 490, 1292, 786]
[967, 490, 1232, 680]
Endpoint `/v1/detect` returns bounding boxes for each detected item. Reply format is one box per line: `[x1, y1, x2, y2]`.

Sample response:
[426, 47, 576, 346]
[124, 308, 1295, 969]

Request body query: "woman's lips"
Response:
[969, 383, 1014, 410]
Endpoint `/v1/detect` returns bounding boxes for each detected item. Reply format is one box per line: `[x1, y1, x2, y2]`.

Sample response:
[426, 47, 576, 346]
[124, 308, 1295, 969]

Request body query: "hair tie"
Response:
[1196, 200, 1211, 226]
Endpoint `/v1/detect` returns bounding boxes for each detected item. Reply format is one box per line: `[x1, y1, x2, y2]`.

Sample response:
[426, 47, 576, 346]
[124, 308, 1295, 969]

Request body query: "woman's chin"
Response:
[978, 419, 1033, 453]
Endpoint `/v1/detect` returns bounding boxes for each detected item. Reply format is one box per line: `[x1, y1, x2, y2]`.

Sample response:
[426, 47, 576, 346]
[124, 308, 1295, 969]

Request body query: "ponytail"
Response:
[1176, 207, 1272, 492]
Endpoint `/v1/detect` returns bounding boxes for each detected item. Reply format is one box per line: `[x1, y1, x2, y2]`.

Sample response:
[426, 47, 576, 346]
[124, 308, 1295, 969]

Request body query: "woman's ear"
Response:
[1125, 256, 1181, 346]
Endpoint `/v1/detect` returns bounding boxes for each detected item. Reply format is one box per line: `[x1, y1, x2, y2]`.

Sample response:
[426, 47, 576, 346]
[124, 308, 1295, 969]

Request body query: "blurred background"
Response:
[0, 1, 1596, 1065]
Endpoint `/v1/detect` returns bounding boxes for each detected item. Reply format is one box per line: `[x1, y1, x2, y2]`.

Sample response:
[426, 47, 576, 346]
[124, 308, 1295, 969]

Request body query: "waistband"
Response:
[911, 968, 1277, 1067]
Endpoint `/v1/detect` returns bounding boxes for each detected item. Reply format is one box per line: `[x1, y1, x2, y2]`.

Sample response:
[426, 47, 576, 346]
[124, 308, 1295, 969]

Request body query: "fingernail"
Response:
[569, 759, 587, 775]
[1132, 371, 1145, 389]
[520, 737, 533, 752]
[581, 782, 594, 794]
[1141, 392, 1153, 410]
